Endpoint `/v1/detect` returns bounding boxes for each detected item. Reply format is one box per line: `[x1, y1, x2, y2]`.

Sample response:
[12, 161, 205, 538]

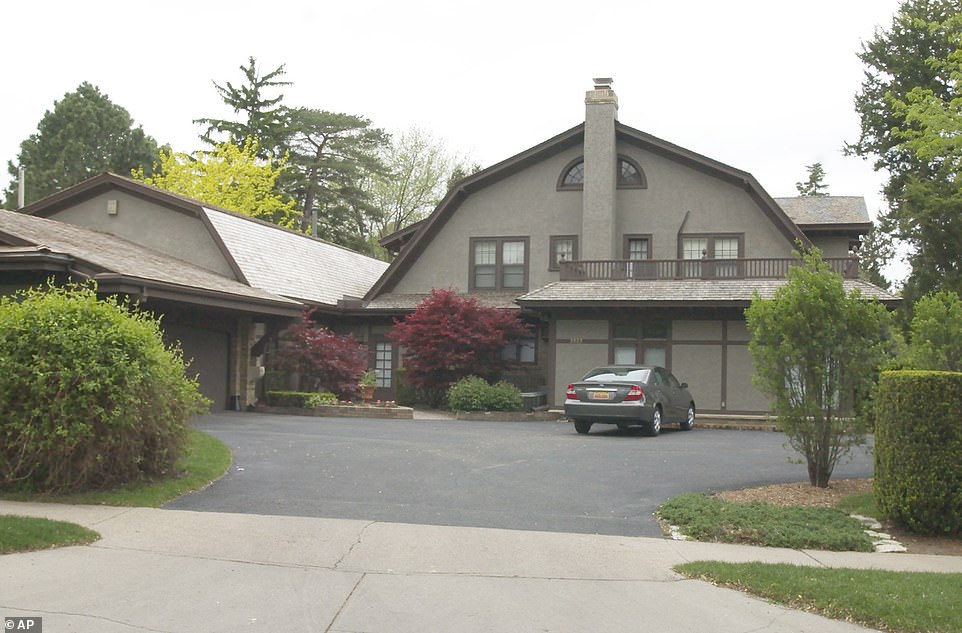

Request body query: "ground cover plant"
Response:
[676, 561, 962, 633]
[0, 515, 100, 554]
[658, 492, 875, 551]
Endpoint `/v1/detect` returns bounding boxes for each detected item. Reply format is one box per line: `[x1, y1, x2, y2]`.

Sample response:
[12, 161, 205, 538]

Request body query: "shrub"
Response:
[874, 370, 962, 535]
[447, 376, 522, 412]
[0, 283, 209, 494]
[271, 309, 368, 399]
[265, 391, 337, 408]
[390, 289, 530, 407]
[901, 290, 962, 371]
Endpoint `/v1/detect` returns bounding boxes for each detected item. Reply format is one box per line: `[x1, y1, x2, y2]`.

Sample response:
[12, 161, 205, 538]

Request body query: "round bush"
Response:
[447, 376, 522, 412]
[0, 284, 209, 493]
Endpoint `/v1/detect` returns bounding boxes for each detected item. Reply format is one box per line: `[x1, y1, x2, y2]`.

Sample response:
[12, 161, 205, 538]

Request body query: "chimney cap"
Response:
[592, 77, 613, 89]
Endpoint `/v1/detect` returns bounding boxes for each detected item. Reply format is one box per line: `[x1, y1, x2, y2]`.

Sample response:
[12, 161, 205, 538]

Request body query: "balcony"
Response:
[558, 257, 859, 281]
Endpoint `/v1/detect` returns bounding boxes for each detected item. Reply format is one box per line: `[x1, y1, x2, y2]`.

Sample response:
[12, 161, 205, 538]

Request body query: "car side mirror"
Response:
[680, 382, 688, 389]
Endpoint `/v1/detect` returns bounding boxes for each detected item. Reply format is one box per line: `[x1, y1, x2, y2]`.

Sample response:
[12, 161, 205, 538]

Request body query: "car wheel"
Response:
[573, 419, 592, 434]
[645, 407, 662, 437]
[680, 404, 695, 431]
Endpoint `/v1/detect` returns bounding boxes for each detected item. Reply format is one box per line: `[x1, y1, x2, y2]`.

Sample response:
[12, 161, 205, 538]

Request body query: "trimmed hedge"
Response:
[447, 376, 522, 412]
[874, 370, 962, 535]
[265, 390, 338, 408]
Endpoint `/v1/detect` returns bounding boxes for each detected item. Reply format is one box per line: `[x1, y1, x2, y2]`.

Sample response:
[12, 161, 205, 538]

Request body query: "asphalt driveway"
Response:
[167, 412, 874, 538]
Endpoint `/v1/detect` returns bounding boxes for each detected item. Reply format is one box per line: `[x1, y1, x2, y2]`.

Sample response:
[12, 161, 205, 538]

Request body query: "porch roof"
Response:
[517, 278, 901, 308]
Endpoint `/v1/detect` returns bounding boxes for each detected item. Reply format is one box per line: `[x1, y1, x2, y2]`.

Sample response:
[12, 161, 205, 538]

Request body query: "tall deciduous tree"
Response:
[795, 162, 829, 196]
[132, 140, 300, 229]
[368, 128, 470, 238]
[284, 107, 389, 251]
[4, 82, 160, 207]
[849, 0, 962, 301]
[746, 249, 893, 487]
[194, 57, 291, 159]
[389, 289, 531, 407]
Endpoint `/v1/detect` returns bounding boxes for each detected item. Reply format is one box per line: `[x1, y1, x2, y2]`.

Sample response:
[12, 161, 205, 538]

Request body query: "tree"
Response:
[795, 162, 829, 196]
[388, 289, 531, 407]
[4, 82, 160, 207]
[271, 310, 368, 399]
[132, 139, 300, 228]
[284, 107, 389, 251]
[901, 290, 962, 370]
[856, 222, 894, 290]
[368, 128, 474, 239]
[745, 249, 893, 487]
[194, 57, 291, 160]
[848, 1, 962, 299]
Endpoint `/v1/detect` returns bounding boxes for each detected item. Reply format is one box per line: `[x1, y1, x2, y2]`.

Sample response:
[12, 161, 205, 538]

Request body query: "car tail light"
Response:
[623, 385, 644, 401]
[565, 384, 578, 399]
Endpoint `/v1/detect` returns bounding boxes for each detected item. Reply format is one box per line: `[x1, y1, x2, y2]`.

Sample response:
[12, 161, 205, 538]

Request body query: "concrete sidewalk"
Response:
[2, 501, 960, 633]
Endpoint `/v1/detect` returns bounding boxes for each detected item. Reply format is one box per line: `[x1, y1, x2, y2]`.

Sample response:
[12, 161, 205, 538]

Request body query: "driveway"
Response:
[167, 412, 874, 538]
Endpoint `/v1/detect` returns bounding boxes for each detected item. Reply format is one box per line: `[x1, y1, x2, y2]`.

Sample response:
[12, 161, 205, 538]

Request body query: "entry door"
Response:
[373, 340, 396, 401]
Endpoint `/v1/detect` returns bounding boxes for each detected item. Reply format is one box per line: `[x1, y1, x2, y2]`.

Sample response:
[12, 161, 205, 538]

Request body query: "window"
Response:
[611, 321, 669, 367]
[502, 337, 537, 363]
[680, 235, 743, 278]
[549, 235, 578, 270]
[557, 156, 648, 190]
[470, 237, 529, 291]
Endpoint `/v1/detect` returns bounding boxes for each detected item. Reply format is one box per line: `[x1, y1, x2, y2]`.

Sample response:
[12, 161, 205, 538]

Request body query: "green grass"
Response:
[1, 429, 232, 507]
[835, 491, 879, 517]
[0, 515, 100, 554]
[1, 429, 230, 555]
[658, 492, 875, 551]
[676, 561, 962, 633]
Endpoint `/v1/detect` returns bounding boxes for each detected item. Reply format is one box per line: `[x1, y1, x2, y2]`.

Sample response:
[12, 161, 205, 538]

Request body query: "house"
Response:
[362, 79, 899, 413]
[0, 174, 388, 409]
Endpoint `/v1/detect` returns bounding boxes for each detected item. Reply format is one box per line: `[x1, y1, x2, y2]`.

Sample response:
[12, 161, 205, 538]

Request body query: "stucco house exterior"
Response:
[362, 79, 899, 413]
[0, 174, 388, 409]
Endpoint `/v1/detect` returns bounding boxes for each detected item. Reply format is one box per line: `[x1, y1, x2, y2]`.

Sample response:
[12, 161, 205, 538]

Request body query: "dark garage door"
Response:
[163, 324, 229, 410]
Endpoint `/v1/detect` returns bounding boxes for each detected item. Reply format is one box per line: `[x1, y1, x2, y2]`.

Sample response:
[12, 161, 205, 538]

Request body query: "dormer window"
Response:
[557, 155, 648, 190]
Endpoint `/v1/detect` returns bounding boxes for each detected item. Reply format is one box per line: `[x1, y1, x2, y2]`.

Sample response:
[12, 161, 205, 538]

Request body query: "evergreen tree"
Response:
[4, 83, 160, 207]
[795, 162, 829, 196]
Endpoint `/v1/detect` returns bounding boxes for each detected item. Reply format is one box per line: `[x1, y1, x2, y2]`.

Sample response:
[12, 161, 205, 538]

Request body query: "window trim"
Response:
[556, 155, 649, 191]
[469, 236, 530, 292]
[548, 235, 579, 271]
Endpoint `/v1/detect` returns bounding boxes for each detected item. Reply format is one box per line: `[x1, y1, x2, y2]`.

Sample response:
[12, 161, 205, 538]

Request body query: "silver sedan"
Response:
[564, 365, 695, 436]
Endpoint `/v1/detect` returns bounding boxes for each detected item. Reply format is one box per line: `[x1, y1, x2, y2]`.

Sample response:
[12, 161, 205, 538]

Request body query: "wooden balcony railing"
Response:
[558, 257, 859, 281]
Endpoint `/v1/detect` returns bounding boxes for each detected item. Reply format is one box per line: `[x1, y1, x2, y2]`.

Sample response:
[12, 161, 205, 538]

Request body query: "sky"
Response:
[3, 0, 907, 280]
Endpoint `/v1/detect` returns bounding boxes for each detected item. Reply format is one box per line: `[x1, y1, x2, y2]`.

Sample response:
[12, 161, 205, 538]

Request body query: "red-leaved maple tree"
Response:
[272, 310, 368, 398]
[389, 289, 531, 406]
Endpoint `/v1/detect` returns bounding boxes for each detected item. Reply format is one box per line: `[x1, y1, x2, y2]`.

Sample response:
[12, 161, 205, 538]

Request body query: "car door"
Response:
[656, 368, 684, 422]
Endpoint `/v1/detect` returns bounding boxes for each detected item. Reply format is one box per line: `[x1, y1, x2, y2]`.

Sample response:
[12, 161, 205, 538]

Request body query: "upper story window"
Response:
[470, 237, 529, 291]
[680, 234, 744, 278]
[557, 155, 648, 190]
[549, 235, 578, 270]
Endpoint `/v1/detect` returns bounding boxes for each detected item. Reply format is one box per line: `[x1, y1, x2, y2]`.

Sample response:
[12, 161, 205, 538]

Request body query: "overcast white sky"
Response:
[4, 0, 906, 278]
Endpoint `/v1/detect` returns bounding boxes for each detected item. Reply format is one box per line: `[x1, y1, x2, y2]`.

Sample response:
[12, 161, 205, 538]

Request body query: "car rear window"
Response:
[584, 368, 650, 383]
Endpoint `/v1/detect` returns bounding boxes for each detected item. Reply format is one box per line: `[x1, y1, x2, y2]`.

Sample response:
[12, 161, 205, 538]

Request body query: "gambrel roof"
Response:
[366, 122, 812, 301]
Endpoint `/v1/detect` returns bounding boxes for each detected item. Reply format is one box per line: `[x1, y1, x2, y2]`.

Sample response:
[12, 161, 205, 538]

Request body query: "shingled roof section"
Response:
[0, 208, 302, 315]
[203, 209, 389, 307]
[517, 278, 900, 307]
[774, 196, 871, 228]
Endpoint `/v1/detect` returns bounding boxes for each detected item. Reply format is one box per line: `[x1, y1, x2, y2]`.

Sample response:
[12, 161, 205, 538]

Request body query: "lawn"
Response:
[677, 561, 962, 633]
[661, 487, 961, 633]
[1, 429, 231, 554]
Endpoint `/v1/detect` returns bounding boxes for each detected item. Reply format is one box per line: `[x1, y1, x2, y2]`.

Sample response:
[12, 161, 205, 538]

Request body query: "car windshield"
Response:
[583, 368, 650, 383]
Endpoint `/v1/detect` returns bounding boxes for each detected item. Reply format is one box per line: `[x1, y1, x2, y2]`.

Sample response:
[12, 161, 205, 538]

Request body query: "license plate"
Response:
[591, 391, 610, 400]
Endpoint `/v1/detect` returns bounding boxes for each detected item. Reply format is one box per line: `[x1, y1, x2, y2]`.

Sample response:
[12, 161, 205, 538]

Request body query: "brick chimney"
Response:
[581, 77, 618, 260]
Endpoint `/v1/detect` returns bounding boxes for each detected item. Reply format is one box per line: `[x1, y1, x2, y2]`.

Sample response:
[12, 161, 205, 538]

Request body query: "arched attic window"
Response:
[557, 155, 648, 190]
